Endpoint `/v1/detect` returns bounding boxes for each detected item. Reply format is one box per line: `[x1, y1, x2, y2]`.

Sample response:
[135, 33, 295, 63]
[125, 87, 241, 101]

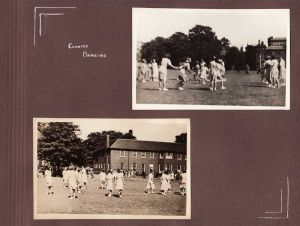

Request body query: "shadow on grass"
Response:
[174, 191, 184, 196]
[240, 83, 270, 88]
[188, 87, 210, 91]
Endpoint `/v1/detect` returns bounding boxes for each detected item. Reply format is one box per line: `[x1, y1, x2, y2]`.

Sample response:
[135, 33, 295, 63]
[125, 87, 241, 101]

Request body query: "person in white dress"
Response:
[146, 169, 155, 194]
[81, 167, 88, 189]
[115, 169, 125, 198]
[77, 168, 83, 193]
[263, 56, 272, 86]
[270, 56, 280, 88]
[179, 170, 187, 195]
[151, 59, 159, 82]
[200, 61, 209, 84]
[209, 57, 226, 91]
[98, 170, 107, 190]
[160, 171, 170, 195]
[177, 59, 192, 91]
[158, 53, 178, 91]
[106, 170, 114, 197]
[44, 166, 54, 195]
[279, 57, 286, 86]
[68, 166, 79, 199]
[62, 167, 68, 188]
[139, 59, 148, 83]
[193, 61, 201, 80]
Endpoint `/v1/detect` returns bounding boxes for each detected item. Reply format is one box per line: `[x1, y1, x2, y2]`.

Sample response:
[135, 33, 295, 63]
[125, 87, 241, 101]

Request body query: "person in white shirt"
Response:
[115, 169, 125, 198]
[146, 169, 155, 194]
[44, 166, 54, 195]
[279, 57, 286, 86]
[68, 166, 79, 199]
[209, 57, 226, 91]
[98, 170, 107, 190]
[177, 59, 192, 91]
[270, 56, 280, 88]
[151, 59, 159, 81]
[158, 53, 178, 91]
[263, 56, 272, 86]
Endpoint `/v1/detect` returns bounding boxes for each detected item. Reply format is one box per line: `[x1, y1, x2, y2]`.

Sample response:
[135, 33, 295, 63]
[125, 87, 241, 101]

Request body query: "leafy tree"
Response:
[224, 46, 245, 70]
[83, 130, 136, 161]
[175, 133, 187, 144]
[38, 122, 87, 168]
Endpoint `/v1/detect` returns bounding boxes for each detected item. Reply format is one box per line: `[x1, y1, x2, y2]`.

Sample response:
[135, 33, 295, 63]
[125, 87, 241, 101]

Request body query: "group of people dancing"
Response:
[138, 53, 227, 92]
[260, 55, 286, 88]
[42, 166, 187, 199]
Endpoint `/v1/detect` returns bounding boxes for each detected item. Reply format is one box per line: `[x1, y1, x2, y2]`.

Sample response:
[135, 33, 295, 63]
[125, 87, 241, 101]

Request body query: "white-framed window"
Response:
[159, 153, 164, 159]
[159, 164, 164, 173]
[165, 152, 173, 159]
[177, 154, 182, 160]
[177, 165, 182, 171]
[141, 152, 146, 158]
[120, 150, 125, 157]
[167, 164, 172, 171]
[94, 163, 98, 168]
[120, 162, 124, 169]
[150, 152, 154, 158]
[185, 154, 187, 160]
[132, 152, 137, 157]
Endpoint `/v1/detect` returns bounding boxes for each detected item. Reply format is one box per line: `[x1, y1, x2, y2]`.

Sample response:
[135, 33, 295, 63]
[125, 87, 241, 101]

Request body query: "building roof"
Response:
[269, 37, 286, 41]
[109, 139, 186, 153]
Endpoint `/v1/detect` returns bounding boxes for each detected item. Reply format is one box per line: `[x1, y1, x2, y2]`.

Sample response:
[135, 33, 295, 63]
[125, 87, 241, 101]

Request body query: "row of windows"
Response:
[119, 151, 186, 160]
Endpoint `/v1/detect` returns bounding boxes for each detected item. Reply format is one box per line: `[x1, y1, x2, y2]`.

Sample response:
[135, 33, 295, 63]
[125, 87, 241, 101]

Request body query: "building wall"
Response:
[110, 150, 187, 175]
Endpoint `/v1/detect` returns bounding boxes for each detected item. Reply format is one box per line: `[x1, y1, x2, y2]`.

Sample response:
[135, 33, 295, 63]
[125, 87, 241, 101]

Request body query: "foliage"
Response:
[175, 133, 187, 144]
[83, 131, 136, 159]
[224, 46, 245, 70]
[140, 25, 232, 65]
[38, 122, 87, 167]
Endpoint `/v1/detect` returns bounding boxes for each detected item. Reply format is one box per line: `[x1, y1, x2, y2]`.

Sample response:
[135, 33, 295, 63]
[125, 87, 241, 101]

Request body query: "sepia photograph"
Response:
[132, 8, 290, 110]
[33, 118, 190, 219]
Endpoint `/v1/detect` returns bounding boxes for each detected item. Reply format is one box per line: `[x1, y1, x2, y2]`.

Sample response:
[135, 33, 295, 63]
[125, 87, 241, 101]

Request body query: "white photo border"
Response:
[132, 8, 290, 110]
[33, 118, 191, 220]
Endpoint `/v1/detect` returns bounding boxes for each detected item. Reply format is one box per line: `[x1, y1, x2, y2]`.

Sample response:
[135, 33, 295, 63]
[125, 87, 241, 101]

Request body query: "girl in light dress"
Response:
[44, 166, 54, 195]
[98, 170, 107, 190]
[160, 170, 170, 195]
[146, 169, 155, 194]
[77, 167, 83, 193]
[140, 59, 148, 83]
[62, 167, 69, 188]
[270, 56, 280, 88]
[68, 166, 79, 199]
[279, 57, 286, 86]
[193, 61, 201, 80]
[115, 169, 125, 198]
[158, 53, 178, 91]
[200, 60, 209, 84]
[209, 58, 226, 91]
[81, 167, 88, 189]
[106, 170, 114, 197]
[151, 59, 159, 82]
[177, 60, 191, 91]
[179, 170, 187, 196]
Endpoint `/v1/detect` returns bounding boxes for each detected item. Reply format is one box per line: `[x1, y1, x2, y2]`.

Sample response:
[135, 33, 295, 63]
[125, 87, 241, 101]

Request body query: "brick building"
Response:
[93, 138, 187, 176]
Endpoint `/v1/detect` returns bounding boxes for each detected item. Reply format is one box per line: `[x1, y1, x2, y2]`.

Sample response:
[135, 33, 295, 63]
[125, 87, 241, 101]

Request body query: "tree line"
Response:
[37, 122, 187, 169]
[139, 24, 246, 70]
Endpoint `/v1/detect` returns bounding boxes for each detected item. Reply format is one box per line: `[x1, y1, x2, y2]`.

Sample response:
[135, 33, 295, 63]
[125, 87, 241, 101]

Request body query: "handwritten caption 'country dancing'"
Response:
[68, 43, 107, 59]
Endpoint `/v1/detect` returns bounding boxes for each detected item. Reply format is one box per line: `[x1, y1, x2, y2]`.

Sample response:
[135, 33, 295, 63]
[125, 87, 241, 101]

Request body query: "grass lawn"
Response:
[36, 176, 186, 216]
[136, 70, 286, 106]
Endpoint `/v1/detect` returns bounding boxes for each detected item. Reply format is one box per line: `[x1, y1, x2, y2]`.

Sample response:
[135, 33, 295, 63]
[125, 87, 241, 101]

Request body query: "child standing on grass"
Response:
[193, 61, 200, 80]
[270, 56, 280, 88]
[160, 170, 169, 195]
[158, 53, 178, 91]
[115, 169, 125, 198]
[151, 59, 159, 82]
[98, 170, 106, 190]
[68, 166, 78, 199]
[106, 170, 114, 197]
[62, 167, 68, 188]
[146, 169, 155, 194]
[45, 166, 54, 195]
[200, 61, 209, 84]
[179, 170, 187, 196]
[139, 59, 148, 83]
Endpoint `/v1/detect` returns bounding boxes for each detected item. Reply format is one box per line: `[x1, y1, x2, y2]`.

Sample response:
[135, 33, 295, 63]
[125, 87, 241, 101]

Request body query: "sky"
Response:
[56, 119, 188, 142]
[133, 8, 289, 48]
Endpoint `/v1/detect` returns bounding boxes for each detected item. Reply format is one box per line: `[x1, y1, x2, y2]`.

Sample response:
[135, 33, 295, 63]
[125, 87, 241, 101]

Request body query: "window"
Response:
[132, 162, 137, 170]
[185, 154, 187, 160]
[141, 152, 146, 158]
[177, 154, 182, 160]
[165, 152, 173, 159]
[132, 152, 137, 157]
[94, 163, 98, 168]
[159, 164, 164, 173]
[141, 163, 145, 172]
[159, 153, 164, 159]
[120, 162, 124, 169]
[167, 164, 172, 171]
[177, 165, 182, 171]
[150, 152, 154, 158]
[120, 150, 125, 157]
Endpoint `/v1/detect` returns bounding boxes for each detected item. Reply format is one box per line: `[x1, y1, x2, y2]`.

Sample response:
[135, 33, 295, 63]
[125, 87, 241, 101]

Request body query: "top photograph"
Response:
[132, 8, 290, 110]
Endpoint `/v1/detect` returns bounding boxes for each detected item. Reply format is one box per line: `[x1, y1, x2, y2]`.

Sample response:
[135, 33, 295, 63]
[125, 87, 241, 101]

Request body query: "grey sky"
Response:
[133, 8, 289, 48]
[69, 119, 188, 142]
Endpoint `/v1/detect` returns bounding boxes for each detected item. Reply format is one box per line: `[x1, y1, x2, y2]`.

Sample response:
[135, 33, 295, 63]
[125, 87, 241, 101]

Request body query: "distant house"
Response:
[264, 36, 286, 59]
[93, 138, 187, 176]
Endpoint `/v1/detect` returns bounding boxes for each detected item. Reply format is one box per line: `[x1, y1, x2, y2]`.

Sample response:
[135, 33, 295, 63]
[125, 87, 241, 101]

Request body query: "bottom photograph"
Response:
[33, 118, 191, 219]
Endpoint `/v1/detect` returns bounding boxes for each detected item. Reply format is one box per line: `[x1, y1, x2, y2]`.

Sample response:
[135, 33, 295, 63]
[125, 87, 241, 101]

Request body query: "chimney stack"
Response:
[106, 135, 110, 148]
[129, 130, 133, 135]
